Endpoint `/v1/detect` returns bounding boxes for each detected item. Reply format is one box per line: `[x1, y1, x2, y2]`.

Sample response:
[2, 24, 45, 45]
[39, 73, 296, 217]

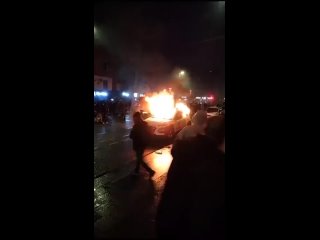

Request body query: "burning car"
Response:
[143, 90, 191, 137]
[145, 111, 189, 137]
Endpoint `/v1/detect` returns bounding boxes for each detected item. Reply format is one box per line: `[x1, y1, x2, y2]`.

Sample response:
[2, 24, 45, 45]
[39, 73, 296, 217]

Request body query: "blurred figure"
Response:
[117, 100, 126, 121]
[176, 110, 207, 140]
[189, 102, 195, 115]
[100, 102, 107, 124]
[110, 100, 116, 116]
[204, 102, 208, 110]
[206, 115, 225, 142]
[94, 102, 107, 124]
[106, 101, 111, 115]
[156, 119, 225, 239]
[129, 112, 155, 177]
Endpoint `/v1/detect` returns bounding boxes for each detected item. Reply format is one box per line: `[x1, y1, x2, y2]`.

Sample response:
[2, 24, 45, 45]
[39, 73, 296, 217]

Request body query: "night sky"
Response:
[94, 1, 225, 97]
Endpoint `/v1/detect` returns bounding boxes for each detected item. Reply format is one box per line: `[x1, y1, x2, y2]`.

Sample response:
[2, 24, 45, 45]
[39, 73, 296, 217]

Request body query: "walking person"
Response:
[129, 112, 155, 178]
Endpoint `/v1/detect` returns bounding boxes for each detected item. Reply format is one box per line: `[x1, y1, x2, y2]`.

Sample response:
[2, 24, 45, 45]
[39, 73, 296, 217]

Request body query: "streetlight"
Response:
[179, 70, 185, 77]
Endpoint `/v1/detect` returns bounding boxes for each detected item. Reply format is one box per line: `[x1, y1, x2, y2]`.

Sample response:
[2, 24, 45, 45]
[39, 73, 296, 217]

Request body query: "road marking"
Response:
[109, 141, 119, 146]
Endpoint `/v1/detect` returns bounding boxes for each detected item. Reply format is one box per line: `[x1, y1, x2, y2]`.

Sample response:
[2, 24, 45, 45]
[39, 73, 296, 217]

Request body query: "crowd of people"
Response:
[129, 110, 225, 239]
[94, 100, 131, 124]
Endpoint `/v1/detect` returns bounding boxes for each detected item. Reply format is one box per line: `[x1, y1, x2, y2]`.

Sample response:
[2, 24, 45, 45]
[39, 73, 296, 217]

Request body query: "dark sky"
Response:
[94, 1, 225, 97]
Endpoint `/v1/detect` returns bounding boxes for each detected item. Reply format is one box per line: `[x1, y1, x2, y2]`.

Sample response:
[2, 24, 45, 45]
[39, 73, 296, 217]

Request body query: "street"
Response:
[94, 114, 224, 239]
[94, 115, 173, 239]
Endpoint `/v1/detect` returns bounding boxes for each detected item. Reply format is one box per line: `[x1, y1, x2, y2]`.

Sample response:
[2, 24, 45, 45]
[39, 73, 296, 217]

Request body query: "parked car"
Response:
[206, 106, 220, 118]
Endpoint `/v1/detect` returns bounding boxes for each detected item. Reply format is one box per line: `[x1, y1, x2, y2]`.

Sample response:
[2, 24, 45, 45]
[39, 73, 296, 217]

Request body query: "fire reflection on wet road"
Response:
[146, 146, 173, 179]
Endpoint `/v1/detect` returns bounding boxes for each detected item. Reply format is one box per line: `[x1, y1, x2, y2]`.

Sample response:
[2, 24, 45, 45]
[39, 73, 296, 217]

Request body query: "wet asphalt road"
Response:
[94, 115, 173, 239]
[94, 114, 224, 239]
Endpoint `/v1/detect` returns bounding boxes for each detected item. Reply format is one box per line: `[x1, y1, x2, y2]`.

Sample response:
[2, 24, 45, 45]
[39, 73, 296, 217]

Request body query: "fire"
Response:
[145, 90, 176, 119]
[176, 102, 191, 118]
[145, 90, 190, 120]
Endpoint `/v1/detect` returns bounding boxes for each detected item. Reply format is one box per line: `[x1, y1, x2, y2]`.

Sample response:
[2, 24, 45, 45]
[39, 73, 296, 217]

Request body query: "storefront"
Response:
[94, 91, 108, 102]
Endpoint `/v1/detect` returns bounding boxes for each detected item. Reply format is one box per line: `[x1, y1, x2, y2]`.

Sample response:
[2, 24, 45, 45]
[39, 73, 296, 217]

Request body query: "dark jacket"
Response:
[129, 120, 150, 151]
[156, 134, 225, 239]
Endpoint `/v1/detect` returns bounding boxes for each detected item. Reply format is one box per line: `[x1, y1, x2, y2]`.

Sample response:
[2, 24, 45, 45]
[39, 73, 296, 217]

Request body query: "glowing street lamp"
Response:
[179, 70, 185, 77]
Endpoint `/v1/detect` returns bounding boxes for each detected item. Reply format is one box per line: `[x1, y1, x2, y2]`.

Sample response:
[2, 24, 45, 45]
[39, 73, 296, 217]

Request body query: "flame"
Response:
[145, 90, 190, 120]
[176, 102, 191, 118]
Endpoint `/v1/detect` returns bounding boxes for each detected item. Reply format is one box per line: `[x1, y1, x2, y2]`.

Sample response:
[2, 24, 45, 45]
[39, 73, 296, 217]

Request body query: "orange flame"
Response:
[145, 90, 190, 120]
[176, 102, 191, 118]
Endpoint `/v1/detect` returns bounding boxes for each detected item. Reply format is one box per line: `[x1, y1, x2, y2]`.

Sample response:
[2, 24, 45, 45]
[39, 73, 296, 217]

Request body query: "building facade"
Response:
[94, 46, 116, 91]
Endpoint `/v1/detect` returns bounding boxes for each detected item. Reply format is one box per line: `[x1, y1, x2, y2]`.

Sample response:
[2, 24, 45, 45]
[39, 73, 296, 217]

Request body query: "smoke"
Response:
[130, 52, 174, 91]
